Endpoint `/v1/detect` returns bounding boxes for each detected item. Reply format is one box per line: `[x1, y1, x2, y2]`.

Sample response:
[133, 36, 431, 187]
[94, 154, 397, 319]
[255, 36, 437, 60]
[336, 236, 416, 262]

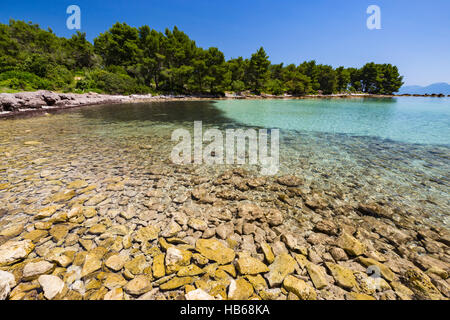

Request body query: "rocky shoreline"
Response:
[1, 90, 447, 119]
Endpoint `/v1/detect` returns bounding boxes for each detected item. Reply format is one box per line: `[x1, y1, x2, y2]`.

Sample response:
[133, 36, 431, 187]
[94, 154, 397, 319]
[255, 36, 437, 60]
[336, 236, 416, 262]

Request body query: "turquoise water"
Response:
[213, 97, 450, 145]
[2, 97, 448, 226]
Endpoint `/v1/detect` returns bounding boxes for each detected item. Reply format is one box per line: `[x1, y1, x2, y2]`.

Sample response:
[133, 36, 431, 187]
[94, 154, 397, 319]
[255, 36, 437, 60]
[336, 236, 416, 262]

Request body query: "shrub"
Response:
[0, 70, 52, 90]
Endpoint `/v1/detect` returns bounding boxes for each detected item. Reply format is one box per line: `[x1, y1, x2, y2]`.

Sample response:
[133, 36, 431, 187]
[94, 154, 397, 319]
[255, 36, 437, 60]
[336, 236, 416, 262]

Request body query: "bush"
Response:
[46, 65, 74, 90]
[0, 70, 52, 90]
[76, 69, 150, 95]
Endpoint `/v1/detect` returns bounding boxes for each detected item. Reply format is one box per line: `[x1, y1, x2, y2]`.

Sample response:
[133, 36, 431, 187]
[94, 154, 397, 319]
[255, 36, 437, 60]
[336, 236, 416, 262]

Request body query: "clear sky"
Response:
[1, 0, 449, 86]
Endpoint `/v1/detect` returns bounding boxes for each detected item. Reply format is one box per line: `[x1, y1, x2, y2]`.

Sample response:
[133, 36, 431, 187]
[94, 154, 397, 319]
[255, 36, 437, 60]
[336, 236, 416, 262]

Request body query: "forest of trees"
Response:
[0, 20, 404, 95]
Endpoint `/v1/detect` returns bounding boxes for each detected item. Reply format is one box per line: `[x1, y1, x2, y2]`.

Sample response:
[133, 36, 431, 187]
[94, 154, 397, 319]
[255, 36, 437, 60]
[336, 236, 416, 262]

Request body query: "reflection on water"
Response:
[80, 101, 237, 127]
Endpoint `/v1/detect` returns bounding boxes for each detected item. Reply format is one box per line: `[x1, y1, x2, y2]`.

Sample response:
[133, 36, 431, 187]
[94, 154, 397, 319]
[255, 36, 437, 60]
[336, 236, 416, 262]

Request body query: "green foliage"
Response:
[247, 47, 270, 93]
[0, 70, 51, 90]
[0, 19, 404, 95]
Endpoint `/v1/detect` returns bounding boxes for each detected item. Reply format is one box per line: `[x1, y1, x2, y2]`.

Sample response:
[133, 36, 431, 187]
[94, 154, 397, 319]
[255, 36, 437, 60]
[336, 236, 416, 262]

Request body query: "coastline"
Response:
[1, 90, 447, 119]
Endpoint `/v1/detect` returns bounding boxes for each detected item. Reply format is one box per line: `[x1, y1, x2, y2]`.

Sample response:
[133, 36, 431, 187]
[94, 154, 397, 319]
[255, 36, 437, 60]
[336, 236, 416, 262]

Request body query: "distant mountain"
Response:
[398, 82, 450, 95]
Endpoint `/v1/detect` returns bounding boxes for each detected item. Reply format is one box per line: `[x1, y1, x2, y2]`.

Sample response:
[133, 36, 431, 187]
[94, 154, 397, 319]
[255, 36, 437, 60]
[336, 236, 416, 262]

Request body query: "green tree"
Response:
[94, 22, 142, 67]
[247, 47, 270, 93]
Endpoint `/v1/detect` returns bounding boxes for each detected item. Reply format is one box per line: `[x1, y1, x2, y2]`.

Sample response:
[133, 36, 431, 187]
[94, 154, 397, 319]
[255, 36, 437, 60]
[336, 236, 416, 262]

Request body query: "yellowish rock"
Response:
[325, 262, 358, 290]
[23, 229, 48, 243]
[124, 255, 148, 275]
[228, 278, 254, 300]
[261, 242, 275, 264]
[104, 287, 124, 300]
[404, 268, 442, 300]
[104, 273, 127, 289]
[357, 257, 395, 282]
[81, 253, 102, 278]
[50, 190, 76, 203]
[195, 239, 235, 265]
[0, 224, 24, 238]
[83, 207, 97, 218]
[236, 256, 269, 275]
[88, 224, 106, 235]
[165, 247, 192, 274]
[177, 264, 204, 277]
[35, 206, 59, 219]
[346, 292, 376, 300]
[337, 232, 366, 256]
[105, 254, 128, 272]
[152, 254, 165, 278]
[67, 180, 88, 189]
[134, 225, 160, 243]
[160, 277, 193, 290]
[283, 275, 317, 300]
[265, 253, 297, 287]
[49, 225, 69, 242]
[124, 275, 152, 295]
[245, 274, 268, 292]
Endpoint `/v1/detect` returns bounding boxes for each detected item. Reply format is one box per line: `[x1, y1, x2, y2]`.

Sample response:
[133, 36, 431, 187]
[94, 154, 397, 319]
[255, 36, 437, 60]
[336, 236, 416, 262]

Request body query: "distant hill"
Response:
[399, 82, 450, 95]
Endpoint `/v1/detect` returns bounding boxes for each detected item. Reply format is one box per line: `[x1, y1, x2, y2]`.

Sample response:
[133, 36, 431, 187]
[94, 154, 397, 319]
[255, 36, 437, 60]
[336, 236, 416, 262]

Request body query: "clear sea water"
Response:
[1, 97, 449, 227]
[212, 97, 450, 145]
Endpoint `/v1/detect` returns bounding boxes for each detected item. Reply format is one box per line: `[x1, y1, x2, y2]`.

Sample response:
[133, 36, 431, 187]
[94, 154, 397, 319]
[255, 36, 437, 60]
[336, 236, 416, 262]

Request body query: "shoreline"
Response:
[1, 90, 448, 119]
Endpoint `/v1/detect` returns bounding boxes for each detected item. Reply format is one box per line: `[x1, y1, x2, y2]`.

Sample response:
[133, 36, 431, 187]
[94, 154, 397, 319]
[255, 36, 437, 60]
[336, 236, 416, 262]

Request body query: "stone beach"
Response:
[0, 99, 449, 301]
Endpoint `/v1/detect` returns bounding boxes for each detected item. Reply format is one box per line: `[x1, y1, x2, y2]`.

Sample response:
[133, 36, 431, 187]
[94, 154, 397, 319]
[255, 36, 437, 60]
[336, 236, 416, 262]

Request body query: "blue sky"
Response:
[1, 0, 449, 86]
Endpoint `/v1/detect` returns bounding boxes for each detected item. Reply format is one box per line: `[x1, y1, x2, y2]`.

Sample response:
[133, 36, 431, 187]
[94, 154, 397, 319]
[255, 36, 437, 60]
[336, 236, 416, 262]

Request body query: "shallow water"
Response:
[1, 97, 449, 229]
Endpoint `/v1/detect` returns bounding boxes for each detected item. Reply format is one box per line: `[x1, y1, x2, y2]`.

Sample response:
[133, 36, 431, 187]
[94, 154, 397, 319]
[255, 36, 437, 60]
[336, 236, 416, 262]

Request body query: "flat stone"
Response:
[67, 180, 88, 189]
[49, 225, 69, 242]
[81, 253, 102, 278]
[104, 273, 127, 289]
[50, 190, 76, 203]
[236, 256, 269, 275]
[325, 262, 358, 290]
[0, 224, 24, 238]
[161, 220, 182, 238]
[277, 175, 303, 187]
[124, 255, 148, 275]
[283, 275, 317, 300]
[23, 261, 54, 280]
[38, 275, 65, 300]
[187, 218, 208, 231]
[165, 247, 192, 274]
[134, 225, 160, 243]
[23, 229, 48, 243]
[105, 254, 128, 272]
[35, 206, 59, 219]
[265, 253, 297, 287]
[337, 232, 366, 256]
[104, 287, 124, 300]
[152, 254, 166, 278]
[357, 257, 395, 282]
[177, 264, 204, 277]
[123, 275, 152, 295]
[261, 242, 275, 264]
[228, 278, 254, 300]
[195, 239, 235, 265]
[346, 292, 376, 300]
[159, 276, 193, 290]
[0, 240, 35, 266]
[88, 224, 106, 235]
[185, 288, 215, 300]
[304, 260, 328, 289]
